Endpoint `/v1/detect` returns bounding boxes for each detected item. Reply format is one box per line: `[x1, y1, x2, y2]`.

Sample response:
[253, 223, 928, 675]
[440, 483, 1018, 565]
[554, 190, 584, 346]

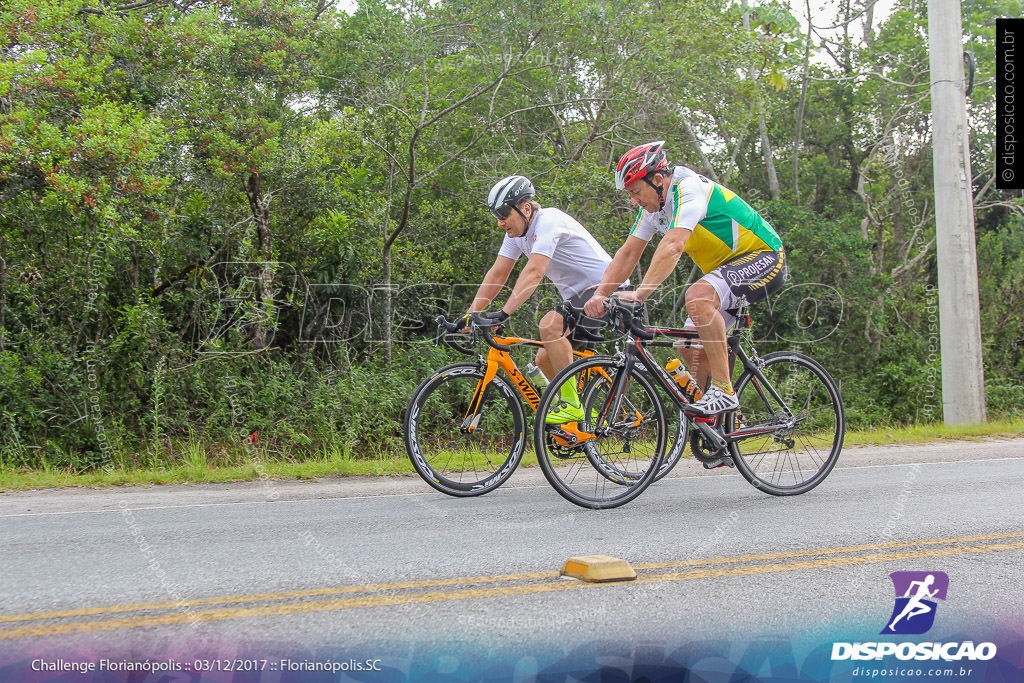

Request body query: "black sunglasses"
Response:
[490, 204, 514, 220]
[491, 203, 529, 222]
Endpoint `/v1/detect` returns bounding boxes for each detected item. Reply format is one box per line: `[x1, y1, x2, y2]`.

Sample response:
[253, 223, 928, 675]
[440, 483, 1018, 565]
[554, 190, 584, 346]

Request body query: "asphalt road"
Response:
[1, 439, 1022, 679]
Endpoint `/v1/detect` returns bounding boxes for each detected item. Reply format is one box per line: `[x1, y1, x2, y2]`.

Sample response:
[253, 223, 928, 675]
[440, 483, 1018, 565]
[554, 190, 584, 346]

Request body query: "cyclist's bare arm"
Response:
[585, 235, 647, 316]
[502, 252, 551, 315]
[597, 235, 647, 297]
[469, 255, 517, 313]
[635, 227, 691, 302]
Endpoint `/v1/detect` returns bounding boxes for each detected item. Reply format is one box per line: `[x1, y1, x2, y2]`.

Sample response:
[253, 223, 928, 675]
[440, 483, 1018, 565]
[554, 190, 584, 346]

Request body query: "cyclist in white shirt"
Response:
[464, 175, 623, 423]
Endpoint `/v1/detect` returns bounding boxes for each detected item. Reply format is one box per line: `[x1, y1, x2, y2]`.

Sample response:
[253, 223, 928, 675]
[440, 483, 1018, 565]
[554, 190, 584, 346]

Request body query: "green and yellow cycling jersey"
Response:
[629, 166, 782, 274]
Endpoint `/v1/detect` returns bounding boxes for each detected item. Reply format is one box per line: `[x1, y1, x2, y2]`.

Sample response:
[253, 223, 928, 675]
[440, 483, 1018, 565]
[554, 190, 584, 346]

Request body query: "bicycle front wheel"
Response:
[726, 351, 845, 495]
[580, 370, 688, 483]
[405, 362, 526, 496]
[535, 356, 666, 509]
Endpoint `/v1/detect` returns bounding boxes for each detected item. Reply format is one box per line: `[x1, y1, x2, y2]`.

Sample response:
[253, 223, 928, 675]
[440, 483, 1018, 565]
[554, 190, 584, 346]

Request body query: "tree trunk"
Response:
[244, 171, 274, 350]
[129, 242, 140, 292]
[0, 237, 6, 350]
[380, 139, 398, 367]
[742, 0, 781, 201]
[680, 117, 719, 183]
[759, 112, 781, 200]
[382, 250, 392, 366]
[862, 0, 874, 46]
[792, 0, 813, 201]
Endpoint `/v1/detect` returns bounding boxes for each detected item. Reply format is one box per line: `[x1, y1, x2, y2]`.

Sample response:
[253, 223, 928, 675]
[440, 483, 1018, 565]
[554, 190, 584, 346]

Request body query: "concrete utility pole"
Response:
[927, 0, 987, 425]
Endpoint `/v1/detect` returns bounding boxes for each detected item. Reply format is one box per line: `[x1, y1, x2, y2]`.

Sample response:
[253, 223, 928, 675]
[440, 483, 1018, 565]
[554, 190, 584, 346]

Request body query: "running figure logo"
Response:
[881, 571, 949, 635]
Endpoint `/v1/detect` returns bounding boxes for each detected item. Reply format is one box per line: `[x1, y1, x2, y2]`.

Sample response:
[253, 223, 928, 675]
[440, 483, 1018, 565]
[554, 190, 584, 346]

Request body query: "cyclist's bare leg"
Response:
[537, 310, 572, 380]
[679, 347, 711, 391]
[685, 282, 731, 389]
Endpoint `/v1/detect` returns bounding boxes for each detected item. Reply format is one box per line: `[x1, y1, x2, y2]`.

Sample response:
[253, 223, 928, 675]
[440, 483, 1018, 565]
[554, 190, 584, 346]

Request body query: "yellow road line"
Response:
[0, 582, 588, 640]
[637, 540, 1024, 583]
[633, 530, 1024, 570]
[2, 531, 1022, 626]
[2, 539, 1023, 640]
[0, 571, 560, 624]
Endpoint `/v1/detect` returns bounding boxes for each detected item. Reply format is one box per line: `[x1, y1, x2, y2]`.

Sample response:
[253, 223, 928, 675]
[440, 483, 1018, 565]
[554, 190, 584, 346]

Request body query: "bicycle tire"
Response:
[657, 408, 689, 480]
[726, 351, 845, 495]
[405, 362, 526, 496]
[534, 356, 666, 509]
[579, 371, 688, 483]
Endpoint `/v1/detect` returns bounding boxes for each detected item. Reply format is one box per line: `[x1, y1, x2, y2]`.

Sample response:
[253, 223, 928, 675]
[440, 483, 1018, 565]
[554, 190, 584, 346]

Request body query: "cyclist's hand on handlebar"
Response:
[583, 294, 608, 318]
[480, 310, 509, 326]
[613, 290, 642, 304]
[455, 310, 507, 333]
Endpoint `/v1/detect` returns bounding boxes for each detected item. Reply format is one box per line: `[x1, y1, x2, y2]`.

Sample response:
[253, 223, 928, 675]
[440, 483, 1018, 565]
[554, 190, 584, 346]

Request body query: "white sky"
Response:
[333, 0, 902, 39]
[799, 0, 900, 41]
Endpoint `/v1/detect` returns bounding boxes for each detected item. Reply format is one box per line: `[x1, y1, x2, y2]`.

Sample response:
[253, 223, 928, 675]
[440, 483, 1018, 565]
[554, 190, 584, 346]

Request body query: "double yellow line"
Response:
[3, 531, 1022, 640]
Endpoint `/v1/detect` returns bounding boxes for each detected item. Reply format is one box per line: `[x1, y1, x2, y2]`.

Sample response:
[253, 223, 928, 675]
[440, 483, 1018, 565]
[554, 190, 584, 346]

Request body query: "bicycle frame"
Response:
[464, 337, 596, 431]
[599, 311, 797, 454]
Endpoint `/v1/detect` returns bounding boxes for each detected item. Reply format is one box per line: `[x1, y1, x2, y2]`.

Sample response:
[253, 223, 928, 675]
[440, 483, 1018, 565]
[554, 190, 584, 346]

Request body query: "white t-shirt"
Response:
[497, 207, 615, 300]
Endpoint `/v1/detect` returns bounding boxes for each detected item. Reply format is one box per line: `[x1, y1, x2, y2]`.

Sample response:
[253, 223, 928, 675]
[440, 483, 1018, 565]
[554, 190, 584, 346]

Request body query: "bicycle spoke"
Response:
[405, 365, 525, 497]
[535, 357, 666, 508]
[728, 352, 844, 495]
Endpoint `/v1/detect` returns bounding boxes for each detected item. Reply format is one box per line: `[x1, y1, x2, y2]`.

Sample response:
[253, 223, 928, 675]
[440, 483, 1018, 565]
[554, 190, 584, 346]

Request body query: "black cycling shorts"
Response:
[556, 286, 617, 349]
[713, 248, 787, 306]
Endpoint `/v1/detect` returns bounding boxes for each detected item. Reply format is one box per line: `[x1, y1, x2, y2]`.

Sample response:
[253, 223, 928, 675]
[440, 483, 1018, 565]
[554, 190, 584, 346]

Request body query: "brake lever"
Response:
[468, 313, 512, 352]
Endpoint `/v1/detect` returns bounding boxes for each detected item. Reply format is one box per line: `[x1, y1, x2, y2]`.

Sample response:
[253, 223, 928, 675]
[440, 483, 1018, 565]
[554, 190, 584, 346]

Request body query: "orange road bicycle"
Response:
[403, 312, 688, 502]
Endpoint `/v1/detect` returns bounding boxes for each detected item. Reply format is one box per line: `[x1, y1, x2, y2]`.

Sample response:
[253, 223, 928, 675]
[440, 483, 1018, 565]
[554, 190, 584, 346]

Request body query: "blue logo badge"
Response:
[881, 571, 949, 635]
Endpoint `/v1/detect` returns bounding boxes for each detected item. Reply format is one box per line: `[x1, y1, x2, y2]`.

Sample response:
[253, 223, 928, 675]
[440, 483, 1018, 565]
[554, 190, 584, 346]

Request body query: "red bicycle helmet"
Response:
[615, 141, 668, 190]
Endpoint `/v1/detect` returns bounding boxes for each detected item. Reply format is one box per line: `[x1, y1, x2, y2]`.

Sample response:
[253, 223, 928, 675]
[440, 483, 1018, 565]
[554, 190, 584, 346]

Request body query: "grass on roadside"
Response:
[841, 418, 1024, 447]
[2, 419, 1022, 491]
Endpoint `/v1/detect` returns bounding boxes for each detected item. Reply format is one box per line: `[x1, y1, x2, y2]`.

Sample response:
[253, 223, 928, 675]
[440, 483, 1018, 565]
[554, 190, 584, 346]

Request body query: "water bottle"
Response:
[524, 362, 549, 389]
[665, 358, 702, 403]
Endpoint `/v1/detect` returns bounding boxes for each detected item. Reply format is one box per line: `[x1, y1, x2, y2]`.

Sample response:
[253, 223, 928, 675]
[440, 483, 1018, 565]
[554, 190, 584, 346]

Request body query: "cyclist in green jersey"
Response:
[584, 141, 787, 417]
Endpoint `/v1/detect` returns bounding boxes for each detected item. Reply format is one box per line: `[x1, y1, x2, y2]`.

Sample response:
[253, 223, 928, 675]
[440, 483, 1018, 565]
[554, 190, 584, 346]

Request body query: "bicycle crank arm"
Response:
[693, 419, 728, 452]
[546, 422, 596, 447]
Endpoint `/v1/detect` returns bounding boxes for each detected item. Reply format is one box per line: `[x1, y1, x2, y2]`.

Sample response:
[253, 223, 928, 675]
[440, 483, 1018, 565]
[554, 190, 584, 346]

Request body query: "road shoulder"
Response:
[1, 437, 1022, 516]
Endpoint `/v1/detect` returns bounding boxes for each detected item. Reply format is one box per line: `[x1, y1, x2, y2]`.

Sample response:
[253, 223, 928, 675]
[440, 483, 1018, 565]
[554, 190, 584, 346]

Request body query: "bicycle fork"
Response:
[462, 349, 542, 434]
[462, 358, 500, 433]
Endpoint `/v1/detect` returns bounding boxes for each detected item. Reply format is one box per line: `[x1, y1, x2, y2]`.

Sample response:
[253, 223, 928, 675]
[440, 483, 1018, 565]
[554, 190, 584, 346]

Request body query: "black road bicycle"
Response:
[534, 298, 846, 508]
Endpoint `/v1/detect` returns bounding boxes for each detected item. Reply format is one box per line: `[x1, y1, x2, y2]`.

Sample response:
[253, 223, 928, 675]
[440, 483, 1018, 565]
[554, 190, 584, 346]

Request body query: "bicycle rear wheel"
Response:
[726, 351, 844, 495]
[535, 356, 666, 509]
[405, 362, 525, 496]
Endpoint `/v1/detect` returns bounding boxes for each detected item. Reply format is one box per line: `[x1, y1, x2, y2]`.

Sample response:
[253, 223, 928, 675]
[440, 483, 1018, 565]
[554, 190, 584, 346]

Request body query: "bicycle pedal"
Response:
[546, 422, 595, 448]
[702, 456, 734, 470]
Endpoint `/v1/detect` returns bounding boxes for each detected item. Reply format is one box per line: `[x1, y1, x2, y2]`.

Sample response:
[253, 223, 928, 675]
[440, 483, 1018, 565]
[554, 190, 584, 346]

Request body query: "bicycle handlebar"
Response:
[434, 314, 512, 353]
[602, 295, 750, 341]
[606, 295, 655, 340]
[434, 316, 476, 355]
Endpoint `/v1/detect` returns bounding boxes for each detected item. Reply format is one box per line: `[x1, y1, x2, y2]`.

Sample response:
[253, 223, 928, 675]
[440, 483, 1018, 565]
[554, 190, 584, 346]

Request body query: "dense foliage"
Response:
[1, 0, 1021, 469]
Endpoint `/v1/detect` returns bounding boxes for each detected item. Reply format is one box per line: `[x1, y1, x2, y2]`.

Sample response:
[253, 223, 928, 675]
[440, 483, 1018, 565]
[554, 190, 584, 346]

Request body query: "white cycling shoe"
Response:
[685, 384, 739, 417]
